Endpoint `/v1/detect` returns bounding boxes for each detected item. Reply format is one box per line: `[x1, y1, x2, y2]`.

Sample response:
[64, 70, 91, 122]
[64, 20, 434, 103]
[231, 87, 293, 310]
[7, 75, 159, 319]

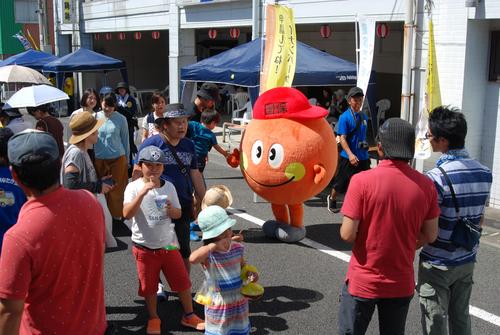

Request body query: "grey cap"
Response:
[347, 87, 364, 99]
[138, 145, 167, 164]
[378, 118, 415, 160]
[164, 103, 193, 118]
[197, 82, 220, 102]
[8, 130, 59, 166]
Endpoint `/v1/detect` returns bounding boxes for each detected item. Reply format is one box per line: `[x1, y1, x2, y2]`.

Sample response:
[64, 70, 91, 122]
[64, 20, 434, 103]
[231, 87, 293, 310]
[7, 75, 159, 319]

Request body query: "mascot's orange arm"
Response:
[313, 164, 327, 184]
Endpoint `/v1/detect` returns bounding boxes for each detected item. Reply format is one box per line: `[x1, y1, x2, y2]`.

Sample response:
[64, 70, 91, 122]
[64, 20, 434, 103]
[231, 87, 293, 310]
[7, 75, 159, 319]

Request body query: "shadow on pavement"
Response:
[240, 228, 283, 245]
[106, 302, 147, 334]
[249, 285, 324, 334]
[306, 223, 352, 251]
[107, 297, 205, 334]
[303, 197, 326, 208]
[105, 238, 129, 254]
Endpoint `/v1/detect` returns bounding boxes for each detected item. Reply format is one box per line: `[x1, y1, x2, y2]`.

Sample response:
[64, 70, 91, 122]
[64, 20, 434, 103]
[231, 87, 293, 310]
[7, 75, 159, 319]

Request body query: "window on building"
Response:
[489, 31, 500, 82]
[14, 0, 38, 24]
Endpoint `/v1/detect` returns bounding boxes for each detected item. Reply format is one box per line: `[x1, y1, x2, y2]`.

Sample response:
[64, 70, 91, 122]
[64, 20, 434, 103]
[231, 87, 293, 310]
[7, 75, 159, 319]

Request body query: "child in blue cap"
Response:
[123, 145, 204, 334]
[190, 205, 258, 335]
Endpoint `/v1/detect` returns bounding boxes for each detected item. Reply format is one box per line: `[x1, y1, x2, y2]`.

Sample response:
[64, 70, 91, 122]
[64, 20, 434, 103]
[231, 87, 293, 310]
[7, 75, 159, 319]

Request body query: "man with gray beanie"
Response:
[338, 118, 440, 335]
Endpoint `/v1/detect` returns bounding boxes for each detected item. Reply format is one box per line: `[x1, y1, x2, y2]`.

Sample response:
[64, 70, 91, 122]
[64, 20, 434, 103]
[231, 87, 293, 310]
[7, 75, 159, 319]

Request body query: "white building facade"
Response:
[54, 0, 500, 208]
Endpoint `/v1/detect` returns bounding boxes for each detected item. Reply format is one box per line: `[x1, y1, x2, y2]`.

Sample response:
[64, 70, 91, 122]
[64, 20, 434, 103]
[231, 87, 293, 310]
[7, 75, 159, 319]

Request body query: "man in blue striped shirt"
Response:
[417, 106, 492, 335]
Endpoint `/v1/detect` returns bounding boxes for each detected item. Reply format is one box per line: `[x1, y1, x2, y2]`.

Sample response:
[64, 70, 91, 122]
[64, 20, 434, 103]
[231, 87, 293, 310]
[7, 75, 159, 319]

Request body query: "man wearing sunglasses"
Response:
[417, 106, 492, 335]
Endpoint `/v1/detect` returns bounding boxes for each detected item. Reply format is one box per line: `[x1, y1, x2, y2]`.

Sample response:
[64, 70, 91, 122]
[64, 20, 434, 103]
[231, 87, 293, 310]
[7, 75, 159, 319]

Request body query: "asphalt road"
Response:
[103, 147, 500, 335]
[43, 114, 499, 334]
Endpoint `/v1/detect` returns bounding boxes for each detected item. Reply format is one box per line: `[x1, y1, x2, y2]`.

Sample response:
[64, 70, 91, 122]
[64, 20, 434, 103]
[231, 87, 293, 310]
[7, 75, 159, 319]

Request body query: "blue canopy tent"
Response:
[181, 38, 376, 124]
[42, 48, 128, 88]
[0, 49, 58, 70]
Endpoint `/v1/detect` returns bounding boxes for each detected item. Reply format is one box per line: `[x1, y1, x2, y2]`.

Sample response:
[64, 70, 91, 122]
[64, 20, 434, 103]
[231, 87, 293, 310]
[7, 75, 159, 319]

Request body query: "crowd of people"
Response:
[0, 80, 493, 335]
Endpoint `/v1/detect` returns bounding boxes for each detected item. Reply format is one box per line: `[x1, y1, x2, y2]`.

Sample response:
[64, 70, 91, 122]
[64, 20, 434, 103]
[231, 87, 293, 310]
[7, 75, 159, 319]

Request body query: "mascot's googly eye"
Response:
[268, 144, 284, 169]
[251, 140, 264, 165]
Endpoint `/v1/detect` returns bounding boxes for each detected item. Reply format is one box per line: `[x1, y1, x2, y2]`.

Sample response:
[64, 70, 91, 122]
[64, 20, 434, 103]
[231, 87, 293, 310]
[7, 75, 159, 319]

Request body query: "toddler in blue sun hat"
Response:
[190, 205, 263, 335]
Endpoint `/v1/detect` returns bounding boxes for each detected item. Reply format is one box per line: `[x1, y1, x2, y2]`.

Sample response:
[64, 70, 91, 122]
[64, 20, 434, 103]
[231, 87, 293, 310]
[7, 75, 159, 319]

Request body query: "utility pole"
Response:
[37, 0, 51, 52]
[400, 0, 415, 121]
[252, 0, 261, 40]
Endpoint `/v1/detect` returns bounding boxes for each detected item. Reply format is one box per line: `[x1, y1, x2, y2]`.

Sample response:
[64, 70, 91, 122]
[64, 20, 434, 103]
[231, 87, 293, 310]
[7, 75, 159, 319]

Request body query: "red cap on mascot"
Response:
[253, 87, 328, 120]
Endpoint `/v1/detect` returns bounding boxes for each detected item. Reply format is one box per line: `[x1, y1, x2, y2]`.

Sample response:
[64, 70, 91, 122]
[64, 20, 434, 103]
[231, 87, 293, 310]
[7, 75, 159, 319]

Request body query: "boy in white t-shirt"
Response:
[123, 145, 204, 334]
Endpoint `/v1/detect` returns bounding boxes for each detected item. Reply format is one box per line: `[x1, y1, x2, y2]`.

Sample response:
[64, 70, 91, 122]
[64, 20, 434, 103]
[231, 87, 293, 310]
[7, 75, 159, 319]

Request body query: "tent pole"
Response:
[355, 15, 359, 77]
[401, 0, 415, 122]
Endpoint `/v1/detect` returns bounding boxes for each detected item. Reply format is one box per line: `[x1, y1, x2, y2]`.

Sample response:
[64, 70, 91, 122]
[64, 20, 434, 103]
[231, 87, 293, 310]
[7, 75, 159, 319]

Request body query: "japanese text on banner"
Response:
[356, 16, 375, 97]
[260, 4, 296, 93]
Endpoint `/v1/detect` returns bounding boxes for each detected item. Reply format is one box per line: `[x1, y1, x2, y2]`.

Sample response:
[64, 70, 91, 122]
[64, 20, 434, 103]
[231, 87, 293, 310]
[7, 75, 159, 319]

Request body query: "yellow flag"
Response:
[260, 4, 296, 93]
[426, 20, 441, 114]
[415, 19, 441, 160]
[25, 29, 40, 51]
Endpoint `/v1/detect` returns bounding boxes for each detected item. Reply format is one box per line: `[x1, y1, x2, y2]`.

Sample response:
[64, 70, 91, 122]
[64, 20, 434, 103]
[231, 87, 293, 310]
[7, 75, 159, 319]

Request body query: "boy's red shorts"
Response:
[132, 246, 191, 296]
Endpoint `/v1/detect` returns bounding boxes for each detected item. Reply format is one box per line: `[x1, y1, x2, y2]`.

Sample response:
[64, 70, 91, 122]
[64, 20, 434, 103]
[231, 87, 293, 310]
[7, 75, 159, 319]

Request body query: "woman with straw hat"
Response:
[61, 111, 117, 247]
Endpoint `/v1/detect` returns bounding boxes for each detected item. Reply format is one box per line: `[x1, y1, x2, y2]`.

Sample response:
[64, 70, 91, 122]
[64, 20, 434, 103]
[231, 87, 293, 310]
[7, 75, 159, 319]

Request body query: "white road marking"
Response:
[228, 208, 500, 328]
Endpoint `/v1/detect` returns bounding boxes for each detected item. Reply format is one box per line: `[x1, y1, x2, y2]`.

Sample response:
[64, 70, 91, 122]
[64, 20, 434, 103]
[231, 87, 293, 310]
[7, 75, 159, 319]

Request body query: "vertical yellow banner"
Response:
[415, 19, 441, 160]
[260, 4, 297, 93]
[426, 20, 441, 113]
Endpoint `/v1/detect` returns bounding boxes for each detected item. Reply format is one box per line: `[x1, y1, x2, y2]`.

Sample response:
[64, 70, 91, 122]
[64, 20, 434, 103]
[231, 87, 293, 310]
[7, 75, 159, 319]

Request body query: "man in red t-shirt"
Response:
[0, 131, 107, 335]
[338, 118, 440, 335]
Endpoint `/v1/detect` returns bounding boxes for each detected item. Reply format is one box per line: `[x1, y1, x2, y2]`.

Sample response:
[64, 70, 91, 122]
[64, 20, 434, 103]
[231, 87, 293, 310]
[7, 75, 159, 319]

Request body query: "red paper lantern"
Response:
[208, 29, 217, 40]
[94, 33, 100, 41]
[320, 24, 331, 38]
[105, 32, 112, 40]
[152, 31, 160, 40]
[134, 32, 142, 40]
[229, 27, 240, 39]
[118, 32, 126, 41]
[376, 23, 390, 38]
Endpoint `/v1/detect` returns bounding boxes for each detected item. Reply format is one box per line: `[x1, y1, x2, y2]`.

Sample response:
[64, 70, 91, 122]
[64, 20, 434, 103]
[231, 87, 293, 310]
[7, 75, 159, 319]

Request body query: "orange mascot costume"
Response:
[227, 87, 337, 242]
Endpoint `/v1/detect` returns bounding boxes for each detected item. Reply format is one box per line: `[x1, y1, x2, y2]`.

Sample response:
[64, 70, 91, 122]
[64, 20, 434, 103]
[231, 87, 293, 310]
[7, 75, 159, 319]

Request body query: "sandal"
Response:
[146, 318, 161, 335]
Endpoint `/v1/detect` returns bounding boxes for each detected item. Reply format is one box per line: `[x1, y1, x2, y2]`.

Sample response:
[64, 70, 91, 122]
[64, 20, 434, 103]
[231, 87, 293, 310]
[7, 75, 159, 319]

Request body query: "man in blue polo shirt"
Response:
[417, 106, 492, 335]
[327, 87, 370, 213]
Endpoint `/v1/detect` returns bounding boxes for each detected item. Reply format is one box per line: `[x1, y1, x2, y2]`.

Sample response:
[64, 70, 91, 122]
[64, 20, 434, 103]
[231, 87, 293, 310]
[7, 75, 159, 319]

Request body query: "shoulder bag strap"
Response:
[161, 134, 189, 177]
[437, 166, 460, 218]
[346, 110, 361, 140]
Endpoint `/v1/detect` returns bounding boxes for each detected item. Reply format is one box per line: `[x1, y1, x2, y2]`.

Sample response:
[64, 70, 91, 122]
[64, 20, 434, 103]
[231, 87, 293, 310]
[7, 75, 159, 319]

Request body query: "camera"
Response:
[358, 141, 369, 150]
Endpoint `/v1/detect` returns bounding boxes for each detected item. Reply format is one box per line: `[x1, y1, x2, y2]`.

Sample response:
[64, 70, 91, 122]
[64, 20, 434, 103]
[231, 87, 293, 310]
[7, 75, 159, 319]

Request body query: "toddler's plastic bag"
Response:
[194, 266, 215, 306]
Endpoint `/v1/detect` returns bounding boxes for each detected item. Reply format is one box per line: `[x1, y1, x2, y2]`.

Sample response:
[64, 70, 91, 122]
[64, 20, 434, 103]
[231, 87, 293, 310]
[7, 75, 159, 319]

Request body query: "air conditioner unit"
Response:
[465, 0, 479, 7]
